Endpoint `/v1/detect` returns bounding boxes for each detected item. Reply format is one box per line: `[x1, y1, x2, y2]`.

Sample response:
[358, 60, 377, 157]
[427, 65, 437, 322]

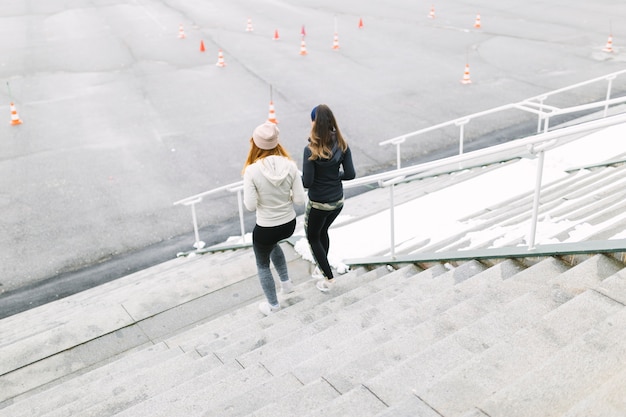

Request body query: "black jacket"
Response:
[302, 135, 356, 203]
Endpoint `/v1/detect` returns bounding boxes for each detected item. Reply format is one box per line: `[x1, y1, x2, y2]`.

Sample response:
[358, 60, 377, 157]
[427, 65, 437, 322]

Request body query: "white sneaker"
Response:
[259, 301, 280, 316]
[312, 267, 325, 280]
[316, 279, 335, 292]
[281, 280, 294, 294]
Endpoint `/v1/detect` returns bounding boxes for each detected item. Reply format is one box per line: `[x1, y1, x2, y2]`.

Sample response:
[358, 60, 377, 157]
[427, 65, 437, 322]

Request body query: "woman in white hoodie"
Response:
[243, 121, 306, 315]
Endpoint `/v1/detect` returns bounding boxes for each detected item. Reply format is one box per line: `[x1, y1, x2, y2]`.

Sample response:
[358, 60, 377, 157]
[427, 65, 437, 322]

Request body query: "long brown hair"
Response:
[308, 104, 348, 160]
[242, 138, 292, 175]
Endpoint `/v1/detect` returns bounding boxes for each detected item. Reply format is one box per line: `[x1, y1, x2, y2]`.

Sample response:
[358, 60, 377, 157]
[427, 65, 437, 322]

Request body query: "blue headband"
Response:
[310, 106, 318, 121]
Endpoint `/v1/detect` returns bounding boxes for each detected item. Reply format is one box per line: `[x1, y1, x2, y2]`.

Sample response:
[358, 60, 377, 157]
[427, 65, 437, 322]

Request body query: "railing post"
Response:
[395, 142, 402, 169]
[380, 176, 405, 259]
[389, 183, 396, 259]
[236, 188, 246, 241]
[536, 96, 547, 133]
[188, 199, 205, 249]
[604, 74, 616, 117]
[543, 114, 550, 133]
[455, 118, 469, 155]
[528, 150, 545, 250]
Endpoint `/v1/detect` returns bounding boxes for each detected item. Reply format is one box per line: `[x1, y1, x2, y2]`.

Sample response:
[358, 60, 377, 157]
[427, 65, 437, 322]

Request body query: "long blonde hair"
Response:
[242, 138, 292, 175]
[308, 104, 347, 160]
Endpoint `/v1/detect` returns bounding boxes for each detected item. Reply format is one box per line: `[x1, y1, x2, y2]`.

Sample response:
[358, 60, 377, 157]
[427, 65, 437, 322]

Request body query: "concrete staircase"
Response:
[1, 240, 625, 416]
[2, 139, 626, 416]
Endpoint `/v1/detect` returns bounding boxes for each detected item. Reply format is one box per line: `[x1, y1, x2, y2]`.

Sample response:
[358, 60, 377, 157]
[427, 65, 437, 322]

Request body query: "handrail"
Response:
[379, 69, 626, 169]
[346, 112, 626, 190]
[343, 239, 626, 267]
[173, 71, 626, 253]
[350, 112, 626, 253]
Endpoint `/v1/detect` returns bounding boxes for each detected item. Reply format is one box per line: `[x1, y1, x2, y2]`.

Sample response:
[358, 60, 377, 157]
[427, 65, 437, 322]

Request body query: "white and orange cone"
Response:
[332, 32, 340, 50]
[358, 17, 364, 29]
[267, 101, 278, 124]
[178, 24, 186, 39]
[246, 18, 253, 32]
[200, 40, 206, 52]
[461, 63, 472, 84]
[428, 5, 435, 19]
[216, 49, 226, 67]
[474, 13, 481, 29]
[603, 34, 614, 52]
[273, 29, 280, 40]
[9, 102, 23, 125]
[299, 37, 308, 55]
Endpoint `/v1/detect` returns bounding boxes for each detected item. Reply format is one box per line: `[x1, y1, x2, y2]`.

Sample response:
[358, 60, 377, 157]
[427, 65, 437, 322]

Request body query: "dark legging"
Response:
[253, 218, 296, 306]
[305, 203, 343, 279]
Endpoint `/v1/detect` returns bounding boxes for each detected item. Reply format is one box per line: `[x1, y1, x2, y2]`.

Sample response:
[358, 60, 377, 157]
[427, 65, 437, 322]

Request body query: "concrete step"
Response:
[170, 266, 386, 356]
[347, 257, 571, 405]
[561, 364, 626, 417]
[478, 306, 626, 417]
[0, 243, 306, 406]
[0, 342, 175, 417]
[409, 256, 625, 415]
[98, 266, 418, 417]
[258, 257, 585, 417]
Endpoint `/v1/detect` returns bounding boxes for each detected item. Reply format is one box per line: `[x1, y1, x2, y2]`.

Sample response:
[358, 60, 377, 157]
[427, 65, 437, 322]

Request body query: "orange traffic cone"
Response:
[246, 18, 253, 32]
[332, 32, 340, 50]
[273, 29, 280, 40]
[216, 49, 226, 67]
[358, 17, 364, 29]
[603, 34, 614, 52]
[428, 5, 435, 19]
[9, 102, 23, 125]
[178, 24, 186, 39]
[474, 13, 481, 28]
[200, 40, 206, 52]
[299, 38, 308, 55]
[461, 63, 472, 84]
[267, 101, 278, 124]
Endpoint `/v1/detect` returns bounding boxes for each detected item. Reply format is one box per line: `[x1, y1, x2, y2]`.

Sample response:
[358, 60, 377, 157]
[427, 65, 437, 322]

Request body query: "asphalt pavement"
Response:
[1, 0, 625, 303]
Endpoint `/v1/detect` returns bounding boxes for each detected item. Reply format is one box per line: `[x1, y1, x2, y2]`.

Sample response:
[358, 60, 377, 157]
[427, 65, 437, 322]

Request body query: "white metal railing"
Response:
[379, 69, 626, 169]
[351, 112, 626, 254]
[174, 71, 626, 253]
[173, 181, 244, 250]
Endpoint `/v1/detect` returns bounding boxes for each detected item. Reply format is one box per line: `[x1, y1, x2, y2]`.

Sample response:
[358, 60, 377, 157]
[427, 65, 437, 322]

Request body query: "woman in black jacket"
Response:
[302, 104, 356, 292]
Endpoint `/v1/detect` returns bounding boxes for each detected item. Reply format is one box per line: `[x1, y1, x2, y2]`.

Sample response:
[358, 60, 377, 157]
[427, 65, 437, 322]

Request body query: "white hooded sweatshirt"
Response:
[243, 155, 306, 227]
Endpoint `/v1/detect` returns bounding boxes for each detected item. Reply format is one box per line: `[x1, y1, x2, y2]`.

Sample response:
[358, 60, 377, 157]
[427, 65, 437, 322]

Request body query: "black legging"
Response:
[305, 204, 343, 279]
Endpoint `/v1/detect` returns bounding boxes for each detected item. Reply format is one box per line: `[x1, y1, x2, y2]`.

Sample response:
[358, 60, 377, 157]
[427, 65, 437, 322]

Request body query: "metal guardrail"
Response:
[174, 71, 626, 254]
[379, 69, 626, 169]
[342, 239, 626, 268]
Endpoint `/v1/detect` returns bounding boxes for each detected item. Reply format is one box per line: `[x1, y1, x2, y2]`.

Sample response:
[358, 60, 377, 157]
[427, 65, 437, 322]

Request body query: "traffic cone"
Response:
[428, 5, 435, 19]
[332, 32, 340, 50]
[474, 13, 481, 28]
[200, 40, 205, 52]
[603, 34, 614, 52]
[358, 17, 364, 29]
[9, 102, 23, 125]
[267, 101, 278, 124]
[273, 29, 280, 40]
[301, 25, 306, 37]
[299, 37, 308, 55]
[246, 18, 253, 32]
[461, 63, 472, 84]
[216, 49, 226, 67]
[178, 24, 186, 39]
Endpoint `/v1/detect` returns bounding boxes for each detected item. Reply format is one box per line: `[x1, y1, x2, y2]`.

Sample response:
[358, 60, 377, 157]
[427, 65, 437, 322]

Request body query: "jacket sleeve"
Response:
[242, 167, 258, 212]
[291, 165, 307, 205]
[340, 146, 356, 181]
[302, 146, 314, 189]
